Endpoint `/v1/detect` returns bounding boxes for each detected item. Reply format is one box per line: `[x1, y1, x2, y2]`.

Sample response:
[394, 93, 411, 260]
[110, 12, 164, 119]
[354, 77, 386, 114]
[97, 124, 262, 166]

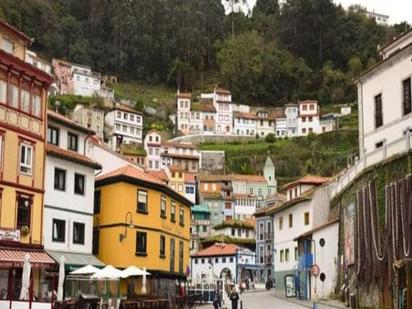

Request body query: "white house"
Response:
[357, 28, 412, 159]
[25, 50, 51, 74]
[212, 220, 256, 240]
[285, 103, 299, 137]
[212, 88, 233, 134]
[256, 110, 276, 137]
[144, 129, 164, 170]
[177, 92, 192, 135]
[161, 141, 200, 173]
[295, 219, 339, 300]
[233, 112, 257, 136]
[72, 64, 101, 97]
[44, 110, 104, 269]
[190, 243, 256, 283]
[104, 106, 143, 150]
[297, 100, 321, 136]
[270, 175, 329, 293]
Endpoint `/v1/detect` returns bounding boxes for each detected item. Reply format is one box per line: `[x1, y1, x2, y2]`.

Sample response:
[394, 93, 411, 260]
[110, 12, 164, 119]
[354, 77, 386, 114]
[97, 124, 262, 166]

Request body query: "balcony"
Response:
[298, 253, 313, 269]
[265, 255, 272, 265]
[265, 232, 273, 240]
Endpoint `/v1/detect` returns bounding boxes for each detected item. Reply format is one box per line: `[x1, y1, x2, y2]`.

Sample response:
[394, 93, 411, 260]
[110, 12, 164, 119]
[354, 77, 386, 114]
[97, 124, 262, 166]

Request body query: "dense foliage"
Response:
[0, 0, 409, 105]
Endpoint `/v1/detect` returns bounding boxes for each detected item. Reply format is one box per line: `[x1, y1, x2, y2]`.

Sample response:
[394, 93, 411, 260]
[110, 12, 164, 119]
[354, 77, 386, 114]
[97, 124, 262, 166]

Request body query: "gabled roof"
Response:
[199, 174, 231, 182]
[298, 100, 318, 105]
[46, 144, 102, 170]
[112, 105, 142, 115]
[267, 190, 314, 216]
[162, 141, 197, 149]
[214, 87, 231, 95]
[282, 175, 329, 190]
[231, 174, 267, 183]
[184, 172, 196, 184]
[294, 219, 339, 241]
[47, 110, 94, 135]
[0, 19, 32, 44]
[96, 165, 192, 206]
[177, 92, 192, 99]
[191, 102, 216, 113]
[147, 170, 169, 183]
[191, 243, 239, 257]
[233, 111, 258, 120]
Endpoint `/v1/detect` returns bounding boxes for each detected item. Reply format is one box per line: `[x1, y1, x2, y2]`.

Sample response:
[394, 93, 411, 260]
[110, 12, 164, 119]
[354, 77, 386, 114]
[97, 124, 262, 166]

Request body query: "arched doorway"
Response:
[220, 268, 232, 281]
[240, 268, 254, 282]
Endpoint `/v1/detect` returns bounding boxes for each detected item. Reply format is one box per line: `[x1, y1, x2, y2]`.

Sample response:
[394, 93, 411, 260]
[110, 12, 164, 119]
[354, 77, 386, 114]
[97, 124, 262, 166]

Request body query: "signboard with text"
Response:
[0, 229, 21, 242]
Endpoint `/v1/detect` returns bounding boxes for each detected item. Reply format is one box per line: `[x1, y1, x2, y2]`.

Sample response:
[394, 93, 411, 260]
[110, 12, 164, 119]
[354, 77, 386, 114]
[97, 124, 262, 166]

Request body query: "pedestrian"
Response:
[213, 289, 220, 309]
[229, 287, 240, 309]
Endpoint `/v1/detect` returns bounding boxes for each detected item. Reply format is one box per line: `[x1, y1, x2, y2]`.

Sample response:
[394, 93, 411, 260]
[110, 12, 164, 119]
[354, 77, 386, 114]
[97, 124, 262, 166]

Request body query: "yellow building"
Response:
[94, 165, 192, 297]
[0, 19, 54, 307]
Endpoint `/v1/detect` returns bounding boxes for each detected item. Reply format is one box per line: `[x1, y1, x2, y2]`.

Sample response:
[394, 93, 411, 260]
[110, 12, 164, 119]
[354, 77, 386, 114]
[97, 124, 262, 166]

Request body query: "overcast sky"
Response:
[244, 0, 412, 24]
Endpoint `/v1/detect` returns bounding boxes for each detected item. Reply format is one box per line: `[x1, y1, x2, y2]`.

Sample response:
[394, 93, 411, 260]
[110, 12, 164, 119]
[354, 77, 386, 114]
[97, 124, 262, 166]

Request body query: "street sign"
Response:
[312, 264, 320, 277]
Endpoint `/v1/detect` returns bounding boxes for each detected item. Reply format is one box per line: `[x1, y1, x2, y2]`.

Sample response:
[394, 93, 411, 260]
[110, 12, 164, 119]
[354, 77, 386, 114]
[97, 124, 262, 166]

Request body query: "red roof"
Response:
[283, 175, 329, 190]
[0, 249, 55, 267]
[233, 112, 258, 120]
[0, 19, 32, 44]
[177, 92, 192, 99]
[231, 174, 267, 183]
[192, 243, 239, 257]
[46, 144, 101, 169]
[162, 141, 197, 149]
[147, 170, 169, 183]
[215, 88, 231, 95]
[298, 100, 318, 105]
[97, 165, 165, 185]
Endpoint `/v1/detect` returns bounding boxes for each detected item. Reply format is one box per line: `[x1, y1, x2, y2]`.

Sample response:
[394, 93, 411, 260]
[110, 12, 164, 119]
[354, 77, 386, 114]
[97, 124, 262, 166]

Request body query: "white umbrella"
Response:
[92, 265, 123, 279]
[141, 267, 148, 294]
[121, 266, 150, 278]
[19, 253, 31, 300]
[70, 265, 100, 275]
[57, 255, 65, 301]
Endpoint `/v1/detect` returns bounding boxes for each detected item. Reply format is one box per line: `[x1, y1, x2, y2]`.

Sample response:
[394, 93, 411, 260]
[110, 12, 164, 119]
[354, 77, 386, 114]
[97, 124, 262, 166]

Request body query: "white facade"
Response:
[274, 117, 287, 137]
[365, 11, 389, 25]
[212, 226, 255, 240]
[358, 41, 412, 159]
[71, 104, 105, 139]
[72, 65, 101, 97]
[105, 108, 143, 149]
[233, 114, 257, 136]
[310, 222, 339, 299]
[44, 115, 98, 256]
[177, 95, 191, 134]
[297, 101, 321, 136]
[25, 50, 51, 74]
[256, 112, 275, 137]
[285, 104, 299, 136]
[213, 90, 233, 134]
[144, 130, 163, 170]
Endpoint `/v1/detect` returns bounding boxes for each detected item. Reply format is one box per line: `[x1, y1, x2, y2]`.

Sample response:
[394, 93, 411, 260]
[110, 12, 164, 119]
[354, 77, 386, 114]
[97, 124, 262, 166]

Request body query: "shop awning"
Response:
[47, 250, 104, 271]
[0, 249, 55, 267]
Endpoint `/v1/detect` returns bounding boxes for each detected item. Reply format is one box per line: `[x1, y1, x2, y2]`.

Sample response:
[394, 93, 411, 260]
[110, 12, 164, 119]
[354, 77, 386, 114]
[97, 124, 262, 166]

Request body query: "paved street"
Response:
[197, 291, 308, 309]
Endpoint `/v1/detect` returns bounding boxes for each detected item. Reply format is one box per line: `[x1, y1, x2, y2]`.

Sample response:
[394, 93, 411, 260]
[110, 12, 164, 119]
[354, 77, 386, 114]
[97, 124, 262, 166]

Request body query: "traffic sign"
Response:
[312, 264, 320, 277]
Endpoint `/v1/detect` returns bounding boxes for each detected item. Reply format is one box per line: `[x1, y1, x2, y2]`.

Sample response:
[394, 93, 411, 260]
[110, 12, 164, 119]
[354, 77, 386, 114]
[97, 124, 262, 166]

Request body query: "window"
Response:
[137, 190, 148, 213]
[52, 219, 65, 242]
[54, 168, 66, 191]
[302, 117, 306, 122]
[279, 217, 283, 230]
[167, 200, 175, 222]
[20, 90, 30, 113]
[74, 174, 85, 195]
[285, 249, 290, 262]
[289, 214, 293, 228]
[201, 258, 205, 264]
[302, 104, 307, 111]
[160, 235, 166, 257]
[250, 188, 254, 195]
[73, 222, 85, 244]
[212, 184, 216, 191]
[130, 115, 135, 122]
[309, 104, 315, 110]
[302, 128, 307, 134]
[280, 250, 284, 262]
[309, 128, 313, 134]
[1, 37, 14, 54]
[17, 196, 31, 228]
[179, 240, 184, 273]
[237, 229, 241, 237]
[47, 127, 59, 145]
[19, 143, 33, 175]
[161, 195, 167, 218]
[231, 228, 235, 236]
[136, 232, 147, 255]
[376, 141, 384, 149]
[179, 206, 184, 226]
[0, 80, 6, 103]
[308, 116, 313, 122]
[94, 191, 101, 214]
[319, 238, 325, 247]
[304, 212, 310, 225]
[8, 84, 18, 108]
[375, 94, 383, 128]
[67, 133, 78, 151]
[124, 113, 128, 120]
[403, 78, 411, 115]
[186, 186, 194, 194]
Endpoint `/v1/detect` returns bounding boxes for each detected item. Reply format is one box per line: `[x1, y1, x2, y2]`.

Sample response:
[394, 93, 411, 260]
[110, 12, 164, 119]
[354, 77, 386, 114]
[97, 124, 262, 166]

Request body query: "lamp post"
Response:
[119, 211, 134, 242]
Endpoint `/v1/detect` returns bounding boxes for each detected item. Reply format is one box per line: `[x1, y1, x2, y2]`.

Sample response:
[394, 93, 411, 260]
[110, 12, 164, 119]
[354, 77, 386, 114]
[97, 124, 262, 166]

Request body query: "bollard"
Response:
[240, 300, 243, 309]
[312, 301, 317, 309]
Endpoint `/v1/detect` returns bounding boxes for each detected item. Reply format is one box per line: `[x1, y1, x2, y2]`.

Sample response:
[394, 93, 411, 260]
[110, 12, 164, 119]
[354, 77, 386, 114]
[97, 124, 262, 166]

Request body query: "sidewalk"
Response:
[271, 290, 347, 309]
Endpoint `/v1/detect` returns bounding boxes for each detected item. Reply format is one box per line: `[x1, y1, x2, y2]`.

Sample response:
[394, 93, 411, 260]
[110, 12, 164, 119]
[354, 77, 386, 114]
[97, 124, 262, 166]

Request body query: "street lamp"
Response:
[119, 211, 134, 242]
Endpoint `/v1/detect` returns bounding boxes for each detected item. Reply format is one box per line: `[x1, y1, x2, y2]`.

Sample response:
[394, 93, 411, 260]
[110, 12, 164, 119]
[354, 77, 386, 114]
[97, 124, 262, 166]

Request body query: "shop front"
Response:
[0, 248, 56, 309]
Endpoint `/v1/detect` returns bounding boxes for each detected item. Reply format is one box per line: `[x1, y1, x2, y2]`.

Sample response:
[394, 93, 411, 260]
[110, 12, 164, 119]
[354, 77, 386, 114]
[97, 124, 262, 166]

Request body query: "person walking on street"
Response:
[213, 289, 221, 309]
[229, 287, 240, 309]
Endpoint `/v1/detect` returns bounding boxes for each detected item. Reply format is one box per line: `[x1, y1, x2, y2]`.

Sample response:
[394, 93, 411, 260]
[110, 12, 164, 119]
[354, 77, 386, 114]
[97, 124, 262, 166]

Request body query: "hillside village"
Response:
[0, 2, 411, 309]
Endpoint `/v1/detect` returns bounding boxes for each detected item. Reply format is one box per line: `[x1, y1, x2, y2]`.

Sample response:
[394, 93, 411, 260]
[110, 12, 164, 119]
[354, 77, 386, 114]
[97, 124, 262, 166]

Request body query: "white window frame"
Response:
[19, 143, 33, 175]
[0, 80, 6, 103]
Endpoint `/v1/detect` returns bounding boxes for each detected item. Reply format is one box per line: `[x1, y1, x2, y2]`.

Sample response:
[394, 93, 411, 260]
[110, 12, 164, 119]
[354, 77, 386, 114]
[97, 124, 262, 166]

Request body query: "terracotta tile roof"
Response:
[46, 144, 102, 169]
[233, 111, 258, 120]
[282, 175, 330, 190]
[97, 165, 164, 185]
[191, 102, 217, 113]
[184, 173, 197, 184]
[169, 165, 185, 172]
[47, 110, 94, 134]
[269, 108, 285, 119]
[199, 174, 231, 182]
[161, 153, 199, 160]
[215, 88, 231, 95]
[231, 174, 267, 183]
[113, 104, 142, 115]
[191, 243, 239, 257]
[0, 19, 32, 44]
[162, 141, 197, 149]
[147, 170, 169, 183]
[298, 100, 318, 105]
[177, 92, 192, 99]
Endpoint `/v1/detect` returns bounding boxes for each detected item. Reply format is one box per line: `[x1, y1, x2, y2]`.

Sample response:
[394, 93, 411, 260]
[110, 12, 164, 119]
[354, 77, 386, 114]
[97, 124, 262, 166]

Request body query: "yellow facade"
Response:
[0, 21, 52, 248]
[94, 179, 192, 277]
[169, 170, 185, 196]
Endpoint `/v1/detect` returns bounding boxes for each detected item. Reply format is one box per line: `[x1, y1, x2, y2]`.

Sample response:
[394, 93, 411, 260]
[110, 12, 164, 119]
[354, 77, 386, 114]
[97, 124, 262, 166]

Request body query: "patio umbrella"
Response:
[70, 265, 100, 275]
[121, 266, 150, 278]
[57, 255, 65, 301]
[19, 253, 31, 300]
[141, 267, 148, 295]
[92, 265, 123, 279]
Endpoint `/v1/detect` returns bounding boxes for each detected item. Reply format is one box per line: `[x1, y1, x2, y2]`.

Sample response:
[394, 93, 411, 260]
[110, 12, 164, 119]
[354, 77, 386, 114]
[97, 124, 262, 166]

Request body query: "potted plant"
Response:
[20, 225, 30, 236]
